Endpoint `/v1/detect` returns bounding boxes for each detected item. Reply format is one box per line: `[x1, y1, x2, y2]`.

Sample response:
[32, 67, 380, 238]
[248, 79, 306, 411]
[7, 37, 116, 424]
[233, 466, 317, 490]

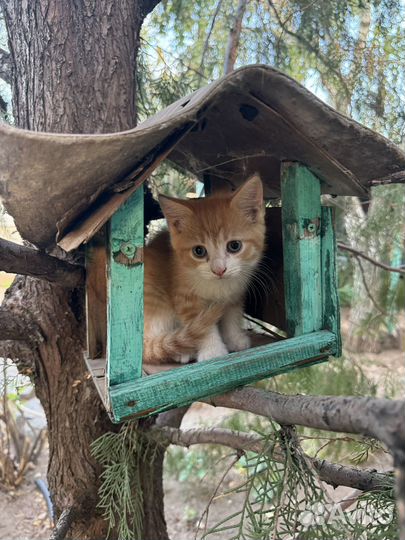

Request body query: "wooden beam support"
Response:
[321, 206, 342, 356]
[281, 163, 322, 336]
[107, 187, 144, 386]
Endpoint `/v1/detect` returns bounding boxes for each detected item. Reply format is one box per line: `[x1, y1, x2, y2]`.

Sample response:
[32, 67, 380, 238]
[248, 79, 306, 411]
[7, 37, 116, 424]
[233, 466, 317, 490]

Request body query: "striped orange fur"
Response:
[143, 174, 265, 364]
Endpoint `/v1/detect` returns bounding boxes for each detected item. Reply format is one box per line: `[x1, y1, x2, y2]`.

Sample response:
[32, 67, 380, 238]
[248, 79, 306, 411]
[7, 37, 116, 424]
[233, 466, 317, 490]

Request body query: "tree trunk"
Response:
[1, 1, 167, 538]
[223, 0, 247, 74]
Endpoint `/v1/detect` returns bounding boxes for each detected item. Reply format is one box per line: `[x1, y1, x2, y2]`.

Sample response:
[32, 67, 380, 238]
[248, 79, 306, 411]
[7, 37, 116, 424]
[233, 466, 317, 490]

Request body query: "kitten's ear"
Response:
[158, 194, 193, 233]
[231, 173, 264, 223]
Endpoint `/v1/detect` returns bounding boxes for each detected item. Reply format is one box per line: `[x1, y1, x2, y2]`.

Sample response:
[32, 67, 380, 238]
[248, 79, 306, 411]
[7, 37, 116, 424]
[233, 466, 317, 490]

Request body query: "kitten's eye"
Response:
[227, 240, 242, 253]
[192, 245, 207, 258]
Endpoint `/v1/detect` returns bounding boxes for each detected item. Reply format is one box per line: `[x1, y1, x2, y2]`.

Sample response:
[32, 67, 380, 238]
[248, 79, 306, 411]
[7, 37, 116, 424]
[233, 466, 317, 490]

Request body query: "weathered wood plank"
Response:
[109, 330, 337, 421]
[281, 163, 322, 336]
[107, 187, 144, 386]
[86, 229, 108, 359]
[321, 206, 342, 356]
[84, 356, 109, 411]
[58, 123, 196, 252]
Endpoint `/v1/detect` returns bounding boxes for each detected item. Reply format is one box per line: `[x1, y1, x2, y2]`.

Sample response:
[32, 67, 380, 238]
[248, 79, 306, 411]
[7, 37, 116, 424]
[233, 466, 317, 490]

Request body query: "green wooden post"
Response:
[321, 206, 342, 356]
[107, 187, 144, 386]
[281, 163, 322, 337]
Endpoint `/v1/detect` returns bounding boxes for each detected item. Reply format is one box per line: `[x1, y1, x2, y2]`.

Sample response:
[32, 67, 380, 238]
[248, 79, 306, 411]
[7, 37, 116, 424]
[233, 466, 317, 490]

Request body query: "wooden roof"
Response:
[1, 64, 404, 250]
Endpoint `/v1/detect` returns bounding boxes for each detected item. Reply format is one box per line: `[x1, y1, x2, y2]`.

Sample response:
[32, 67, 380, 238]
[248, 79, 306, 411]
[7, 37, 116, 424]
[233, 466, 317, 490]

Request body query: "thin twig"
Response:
[196, 452, 241, 539]
[338, 242, 405, 275]
[354, 256, 387, 315]
[243, 314, 285, 341]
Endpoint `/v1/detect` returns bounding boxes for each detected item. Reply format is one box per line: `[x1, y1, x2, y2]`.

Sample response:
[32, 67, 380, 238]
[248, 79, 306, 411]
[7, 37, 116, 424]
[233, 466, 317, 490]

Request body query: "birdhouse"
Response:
[1, 66, 404, 422]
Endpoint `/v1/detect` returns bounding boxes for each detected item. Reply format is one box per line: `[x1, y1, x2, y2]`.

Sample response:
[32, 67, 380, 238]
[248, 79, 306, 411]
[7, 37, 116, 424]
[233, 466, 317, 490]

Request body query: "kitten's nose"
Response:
[212, 266, 226, 277]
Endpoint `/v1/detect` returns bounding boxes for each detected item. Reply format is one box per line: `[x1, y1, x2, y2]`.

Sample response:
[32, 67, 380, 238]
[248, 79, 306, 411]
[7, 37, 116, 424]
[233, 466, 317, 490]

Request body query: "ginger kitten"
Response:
[143, 174, 265, 364]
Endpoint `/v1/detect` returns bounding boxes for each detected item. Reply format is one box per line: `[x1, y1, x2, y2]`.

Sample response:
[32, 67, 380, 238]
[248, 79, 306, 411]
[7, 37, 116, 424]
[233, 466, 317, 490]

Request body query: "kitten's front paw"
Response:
[197, 342, 228, 362]
[224, 331, 251, 352]
[174, 353, 192, 364]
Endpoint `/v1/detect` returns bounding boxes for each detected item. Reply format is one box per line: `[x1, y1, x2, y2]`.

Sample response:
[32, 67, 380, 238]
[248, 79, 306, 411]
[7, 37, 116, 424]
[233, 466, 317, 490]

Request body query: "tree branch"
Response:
[0, 307, 43, 343]
[153, 426, 393, 492]
[156, 406, 190, 429]
[140, 0, 161, 18]
[203, 391, 405, 533]
[338, 242, 405, 275]
[198, 0, 224, 78]
[353, 255, 387, 315]
[0, 47, 11, 84]
[224, 0, 247, 74]
[49, 506, 77, 540]
[203, 388, 405, 461]
[0, 238, 84, 288]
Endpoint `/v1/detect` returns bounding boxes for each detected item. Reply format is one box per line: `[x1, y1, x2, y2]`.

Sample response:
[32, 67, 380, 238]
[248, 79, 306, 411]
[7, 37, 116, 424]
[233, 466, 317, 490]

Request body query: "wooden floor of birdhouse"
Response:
[142, 330, 277, 375]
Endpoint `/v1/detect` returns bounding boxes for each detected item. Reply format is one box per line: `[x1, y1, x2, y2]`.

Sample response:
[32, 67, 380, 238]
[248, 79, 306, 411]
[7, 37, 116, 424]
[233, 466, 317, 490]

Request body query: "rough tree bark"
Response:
[0, 1, 166, 539]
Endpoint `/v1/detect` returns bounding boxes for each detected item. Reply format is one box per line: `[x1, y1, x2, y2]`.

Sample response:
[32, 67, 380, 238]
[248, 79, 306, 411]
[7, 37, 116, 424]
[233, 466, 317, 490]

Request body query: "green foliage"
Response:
[338, 282, 354, 308]
[162, 362, 395, 538]
[91, 423, 144, 540]
[143, 0, 405, 137]
[263, 354, 378, 398]
[348, 489, 398, 540]
[165, 444, 228, 483]
[350, 437, 387, 466]
[163, 421, 397, 539]
[199, 427, 397, 540]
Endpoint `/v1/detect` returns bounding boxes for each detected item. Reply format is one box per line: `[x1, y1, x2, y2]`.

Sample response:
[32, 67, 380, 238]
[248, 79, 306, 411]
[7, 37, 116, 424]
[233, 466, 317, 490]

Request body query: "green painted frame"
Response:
[85, 162, 341, 422]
